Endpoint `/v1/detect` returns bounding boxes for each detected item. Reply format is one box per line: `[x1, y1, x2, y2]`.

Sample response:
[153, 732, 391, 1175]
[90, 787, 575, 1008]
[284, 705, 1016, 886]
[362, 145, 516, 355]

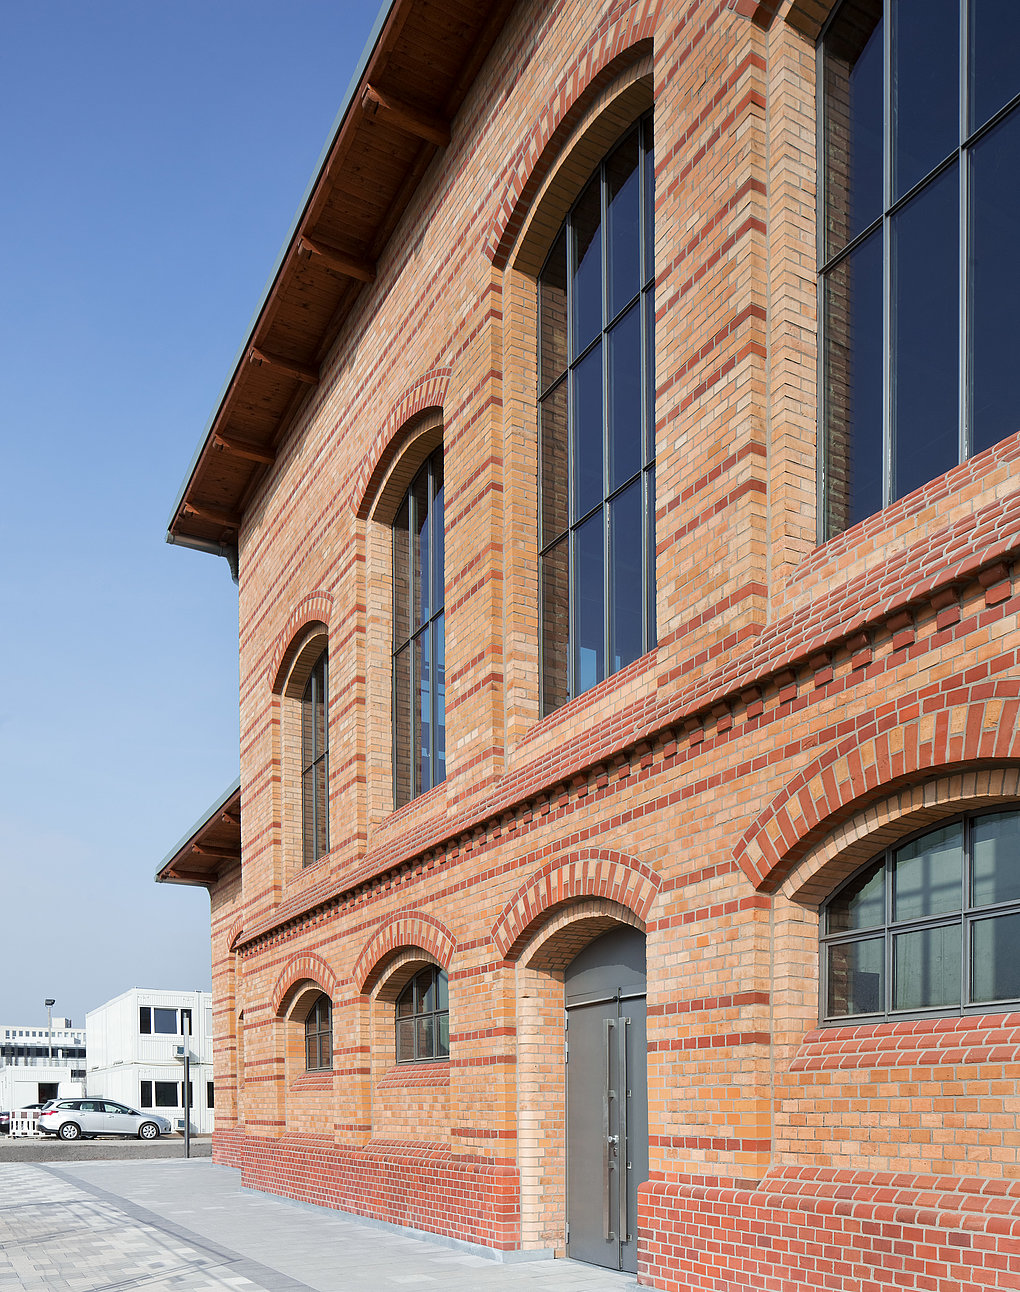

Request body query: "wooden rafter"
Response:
[183, 502, 242, 529]
[213, 432, 276, 466]
[299, 236, 376, 282]
[361, 84, 451, 148]
[249, 347, 319, 385]
[192, 844, 242, 863]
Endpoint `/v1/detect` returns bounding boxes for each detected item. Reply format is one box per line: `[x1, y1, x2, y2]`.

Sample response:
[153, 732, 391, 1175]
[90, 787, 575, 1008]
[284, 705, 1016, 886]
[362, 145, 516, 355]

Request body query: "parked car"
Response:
[0, 1103, 48, 1134]
[36, 1099, 171, 1141]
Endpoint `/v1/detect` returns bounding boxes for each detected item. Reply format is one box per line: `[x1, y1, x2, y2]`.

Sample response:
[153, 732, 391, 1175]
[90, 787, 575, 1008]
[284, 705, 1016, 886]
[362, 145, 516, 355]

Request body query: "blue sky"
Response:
[0, 2, 380, 1028]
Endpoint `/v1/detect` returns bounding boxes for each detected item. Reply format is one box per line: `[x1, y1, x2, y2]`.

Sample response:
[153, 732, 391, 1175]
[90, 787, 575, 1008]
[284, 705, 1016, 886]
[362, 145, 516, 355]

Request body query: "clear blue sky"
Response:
[0, 1, 380, 1028]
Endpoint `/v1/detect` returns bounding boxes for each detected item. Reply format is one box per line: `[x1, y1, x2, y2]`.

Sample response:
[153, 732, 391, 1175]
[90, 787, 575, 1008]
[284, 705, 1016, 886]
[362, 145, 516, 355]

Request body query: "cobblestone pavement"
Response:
[0, 1159, 636, 1291]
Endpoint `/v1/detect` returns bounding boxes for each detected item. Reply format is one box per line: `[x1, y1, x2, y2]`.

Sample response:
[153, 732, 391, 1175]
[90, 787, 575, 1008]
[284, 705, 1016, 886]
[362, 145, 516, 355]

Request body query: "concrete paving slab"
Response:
[0, 1160, 636, 1291]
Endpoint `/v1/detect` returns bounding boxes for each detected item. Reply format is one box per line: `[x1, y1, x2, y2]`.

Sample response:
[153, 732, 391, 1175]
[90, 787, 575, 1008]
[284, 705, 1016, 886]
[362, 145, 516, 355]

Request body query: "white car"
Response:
[36, 1098, 172, 1141]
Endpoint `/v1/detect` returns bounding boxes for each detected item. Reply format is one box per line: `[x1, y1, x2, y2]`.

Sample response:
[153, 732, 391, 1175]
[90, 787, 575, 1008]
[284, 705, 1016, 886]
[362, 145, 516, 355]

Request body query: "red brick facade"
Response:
[170, 0, 1020, 1286]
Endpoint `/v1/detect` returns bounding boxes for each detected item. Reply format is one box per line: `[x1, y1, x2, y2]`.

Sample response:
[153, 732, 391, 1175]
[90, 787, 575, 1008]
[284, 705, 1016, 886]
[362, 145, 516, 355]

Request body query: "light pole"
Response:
[44, 999, 55, 1063]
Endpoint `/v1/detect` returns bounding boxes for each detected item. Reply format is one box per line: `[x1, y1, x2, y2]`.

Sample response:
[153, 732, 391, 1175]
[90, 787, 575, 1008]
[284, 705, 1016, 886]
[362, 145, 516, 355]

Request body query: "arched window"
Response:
[820, 809, 1020, 1022]
[820, 0, 1020, 537]
[392, 451, 445, 806]
[538, 113, 656, 713]
[304, 993, 332, 1071]
[301, 650, 328, 866]
[395, 966, 449, 1062]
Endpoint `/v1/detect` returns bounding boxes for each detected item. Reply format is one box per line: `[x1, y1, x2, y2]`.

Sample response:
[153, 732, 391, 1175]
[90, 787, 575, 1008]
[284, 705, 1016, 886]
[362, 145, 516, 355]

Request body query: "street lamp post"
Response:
[44, 999, 55, 1063]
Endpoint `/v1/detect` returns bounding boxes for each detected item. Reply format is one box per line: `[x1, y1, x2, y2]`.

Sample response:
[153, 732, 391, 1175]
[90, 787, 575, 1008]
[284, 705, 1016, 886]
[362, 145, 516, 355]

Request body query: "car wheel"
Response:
[58, 1122, 81, 1141]
[137, 1122, 160, 1141]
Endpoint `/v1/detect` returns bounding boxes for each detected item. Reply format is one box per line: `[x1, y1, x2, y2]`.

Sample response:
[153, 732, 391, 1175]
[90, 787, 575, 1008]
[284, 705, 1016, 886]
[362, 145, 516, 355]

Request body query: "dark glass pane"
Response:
[393, 495, 410, 645]
[892, 163, 959, 501]
[609, 479, 643, 674]
[824, 229, 883, 534]
[970, 0, 1020, 132]
[432, 457, 444, 610]
[970, 107, 1020, 455]
[415, 631, 431, 795]
[313, 657, 326, 763]
[139, 1009, 151, 1035]
[155, 1082, 178, 1108]
[574, 510, 605, 695]
[305, 1036, 316, 1070]
[608, 303, 642, 491]
[893, 823, 963, 921]
[540, 228, 568, 391]
[436, 971, 449, 1012]
[436, 1014, 450, 1059]
[572, 176, 603, 355]
[140, 1082, 152, 1108]
[826, 937, 884, 1016]
[434, 614, 446, 786]
[892, 0, 959, 200]
[302, 765, 315, 865]
[418, 969, 436, 1013]
[893, 924, 961, 1010]
[971, 912, 1020, 1002]
[828, 858, 885, 933]
[607, 131, 640, 319]
[301, 685, 314, 769]
[393, 644, 411, 808]
[541, 537, 570, 713]
[153, 1009, 177, 1035]
[971, 811, 1020, 907]
[314, 756, 328, 860]
[412, 469, 430, 628]
[396, 987, 414, 1018]
[416, 1016, 434, 1060]
[644, 286, 656, 465]
[572, 341, 604, 519]
[540, 381, 568, 544]
[642, 117, 654, 282]
[645, 468, 656, 649]
[396, 1018, 415, 1063]
[823, 0, 884, 257]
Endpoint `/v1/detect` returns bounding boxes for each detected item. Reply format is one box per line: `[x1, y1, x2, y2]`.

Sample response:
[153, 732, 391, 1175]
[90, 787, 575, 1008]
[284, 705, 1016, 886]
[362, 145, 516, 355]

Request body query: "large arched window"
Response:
[820, 0, 1020, 537]
[303, 993, 332, 1071]
[392, 451, 445, 806]
[538, 113, 656, 714]
[395, 966, 449, 1063]
[820, 809, 1020, 1022]
[301, 650, 328, 866]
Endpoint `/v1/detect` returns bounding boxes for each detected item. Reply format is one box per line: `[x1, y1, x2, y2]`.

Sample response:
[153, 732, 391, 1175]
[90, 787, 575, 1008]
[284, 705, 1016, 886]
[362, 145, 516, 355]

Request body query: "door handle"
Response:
[619, 1017, 630, 1243]
[602, 1018, 616, 1241]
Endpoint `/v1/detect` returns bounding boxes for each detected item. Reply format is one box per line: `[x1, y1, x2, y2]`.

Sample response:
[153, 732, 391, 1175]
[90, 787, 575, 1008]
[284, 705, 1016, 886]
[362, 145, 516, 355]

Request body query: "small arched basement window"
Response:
[395, 966, 449, 1062]
[304, 993, 332, 1071]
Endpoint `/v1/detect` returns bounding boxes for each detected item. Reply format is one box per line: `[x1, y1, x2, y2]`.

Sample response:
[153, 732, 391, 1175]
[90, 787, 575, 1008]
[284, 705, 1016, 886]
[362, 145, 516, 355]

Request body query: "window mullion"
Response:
[601, 158, 611, 683]
[882, 3, 893, 508]
[959, 0, 970, 463]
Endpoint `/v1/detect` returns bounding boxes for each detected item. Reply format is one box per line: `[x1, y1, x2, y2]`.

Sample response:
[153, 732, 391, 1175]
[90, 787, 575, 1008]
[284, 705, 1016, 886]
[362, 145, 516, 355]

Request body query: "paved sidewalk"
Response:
[0, 1158, 637, 1290]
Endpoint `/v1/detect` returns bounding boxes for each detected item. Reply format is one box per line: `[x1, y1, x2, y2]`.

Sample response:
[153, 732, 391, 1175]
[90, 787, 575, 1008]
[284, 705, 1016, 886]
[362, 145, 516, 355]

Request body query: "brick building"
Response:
[160, 0, 1020, 1286]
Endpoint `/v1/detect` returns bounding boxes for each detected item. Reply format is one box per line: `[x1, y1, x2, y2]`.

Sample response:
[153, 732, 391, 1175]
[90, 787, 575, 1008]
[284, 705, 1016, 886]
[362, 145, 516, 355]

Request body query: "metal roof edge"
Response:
[165, 0, 395, 538]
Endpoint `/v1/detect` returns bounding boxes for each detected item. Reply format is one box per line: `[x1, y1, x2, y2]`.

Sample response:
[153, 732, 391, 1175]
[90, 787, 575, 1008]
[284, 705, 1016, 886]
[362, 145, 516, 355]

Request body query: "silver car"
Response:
[36, 1098, 172, 1141]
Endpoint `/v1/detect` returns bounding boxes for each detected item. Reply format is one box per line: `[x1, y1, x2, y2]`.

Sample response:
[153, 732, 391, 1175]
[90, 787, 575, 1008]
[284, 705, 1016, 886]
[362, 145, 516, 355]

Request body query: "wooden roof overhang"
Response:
[156, 780, 242, 889]
[166, 0, 516, 559]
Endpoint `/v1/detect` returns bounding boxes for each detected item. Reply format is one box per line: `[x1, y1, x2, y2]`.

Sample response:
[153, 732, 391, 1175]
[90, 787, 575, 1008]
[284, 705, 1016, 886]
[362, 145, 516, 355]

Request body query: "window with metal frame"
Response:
[304, 993, 332, 1071]
[392, 451, 445, 807]
[538, 113, 656, 714]
[301, 651, 329, 866]
[820, 809, 1020, 1022]
[395, 966, 449, 1063]
[819, 0, 1020, 539]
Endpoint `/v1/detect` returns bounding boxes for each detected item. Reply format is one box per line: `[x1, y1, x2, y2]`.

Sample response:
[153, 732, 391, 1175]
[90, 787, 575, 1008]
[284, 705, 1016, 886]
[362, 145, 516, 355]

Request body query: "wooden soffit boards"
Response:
[168, 0, 516, 552]
[156, 784, 242, 888]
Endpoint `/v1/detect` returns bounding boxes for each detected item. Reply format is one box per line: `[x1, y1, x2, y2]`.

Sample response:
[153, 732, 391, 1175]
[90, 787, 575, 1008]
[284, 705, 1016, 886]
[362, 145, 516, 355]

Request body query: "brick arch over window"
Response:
[270, 951, 340, 1018]
[736, 681, 1020, 892]
[485, 27, 654, 269]
[267, 593, 334, 692]
[350, 368, 450, 519]
[492, 848, 660, 962]
[353, 911, 458, 994]
[226, 917, 245, 954]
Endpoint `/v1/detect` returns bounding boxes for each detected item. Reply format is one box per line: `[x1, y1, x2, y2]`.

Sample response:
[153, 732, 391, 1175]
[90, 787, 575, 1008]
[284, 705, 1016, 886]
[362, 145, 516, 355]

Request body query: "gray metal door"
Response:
[565, 928, 648, 1273]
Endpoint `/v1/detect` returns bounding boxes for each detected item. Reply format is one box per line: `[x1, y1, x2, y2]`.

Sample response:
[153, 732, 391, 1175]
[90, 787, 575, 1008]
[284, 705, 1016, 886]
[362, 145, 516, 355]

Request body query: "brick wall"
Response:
[196, 0, 1020, 1286]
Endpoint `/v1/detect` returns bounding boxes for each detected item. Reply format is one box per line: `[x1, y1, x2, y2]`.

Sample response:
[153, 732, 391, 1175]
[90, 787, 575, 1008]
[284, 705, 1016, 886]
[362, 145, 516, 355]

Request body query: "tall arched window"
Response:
[538, 113, 656, 713]
[395, 965, 449, 1062]
[820, 809, 1020, 1022]
[392, 451, 445, 806]
[304, 993, 332, 1071]
[301, 650, 328, 866]
[820, 0, 1020, 537]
